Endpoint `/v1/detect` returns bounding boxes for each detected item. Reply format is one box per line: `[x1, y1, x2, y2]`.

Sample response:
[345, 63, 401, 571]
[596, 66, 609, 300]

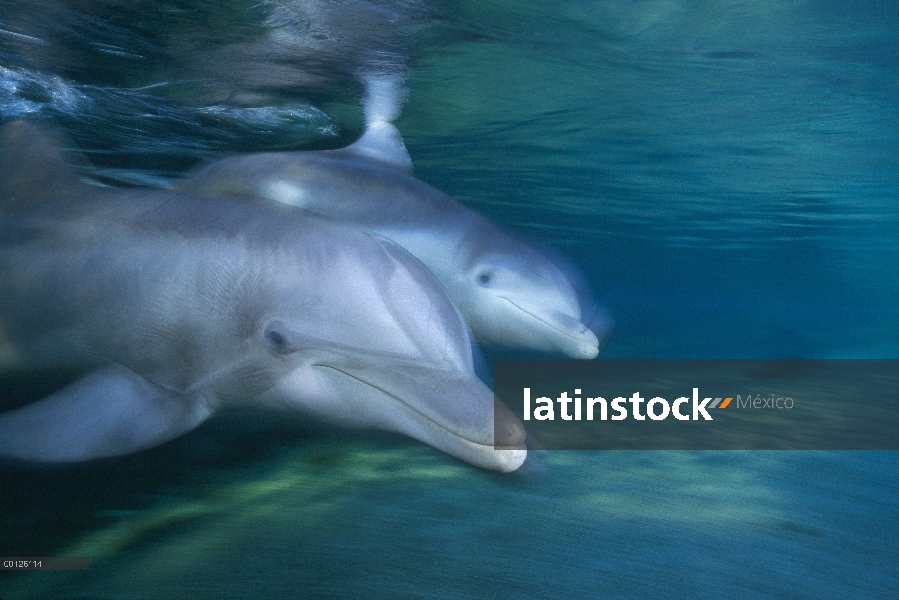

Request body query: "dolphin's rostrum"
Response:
[0, 120, 526, 472]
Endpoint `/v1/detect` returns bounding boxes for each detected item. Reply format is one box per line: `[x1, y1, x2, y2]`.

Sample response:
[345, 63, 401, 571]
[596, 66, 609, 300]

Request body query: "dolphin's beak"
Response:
[503, 299, 601, 359]
[319, 362, 527, 472]
[550, 313, 601, 359]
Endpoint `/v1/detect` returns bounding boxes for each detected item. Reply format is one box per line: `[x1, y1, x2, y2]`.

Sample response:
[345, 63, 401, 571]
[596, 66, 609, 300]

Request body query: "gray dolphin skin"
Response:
[180, 121, 604, 358]
[0, 121, 526, 472]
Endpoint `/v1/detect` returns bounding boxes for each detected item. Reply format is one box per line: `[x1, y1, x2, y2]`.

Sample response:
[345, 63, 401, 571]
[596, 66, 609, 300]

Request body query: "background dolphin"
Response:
[180, 119, 607, 358]
[0, 120, 526, 472]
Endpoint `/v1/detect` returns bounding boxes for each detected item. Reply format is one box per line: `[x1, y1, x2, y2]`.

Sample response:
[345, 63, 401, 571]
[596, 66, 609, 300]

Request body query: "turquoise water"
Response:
[1, 1, 898, 598]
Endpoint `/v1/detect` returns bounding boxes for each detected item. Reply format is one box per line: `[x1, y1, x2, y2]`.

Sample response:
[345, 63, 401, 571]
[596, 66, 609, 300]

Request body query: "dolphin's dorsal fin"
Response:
[342, 121, 414, 174]
[0, 119, 88, 208]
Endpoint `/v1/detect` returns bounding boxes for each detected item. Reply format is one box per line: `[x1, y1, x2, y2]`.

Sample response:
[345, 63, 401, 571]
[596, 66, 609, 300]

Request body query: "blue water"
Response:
[1, 1, 898, 598]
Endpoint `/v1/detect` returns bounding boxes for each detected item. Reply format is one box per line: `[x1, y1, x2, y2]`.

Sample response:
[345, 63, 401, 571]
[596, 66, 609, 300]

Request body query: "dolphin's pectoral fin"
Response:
[0, 364, 213, 463]
[342, 121, 414, 174]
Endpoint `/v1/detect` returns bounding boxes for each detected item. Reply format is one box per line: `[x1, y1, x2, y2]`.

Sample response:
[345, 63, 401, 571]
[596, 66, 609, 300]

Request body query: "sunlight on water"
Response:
[6, 446, 893, 599]
[561, 452, 784, 525]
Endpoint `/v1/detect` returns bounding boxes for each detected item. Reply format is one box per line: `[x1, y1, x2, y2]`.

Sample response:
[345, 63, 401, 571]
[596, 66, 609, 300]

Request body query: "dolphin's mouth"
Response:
[314, 364, 502, 448]
[500, 297, 598, 348]
[312, 363, 528, 473]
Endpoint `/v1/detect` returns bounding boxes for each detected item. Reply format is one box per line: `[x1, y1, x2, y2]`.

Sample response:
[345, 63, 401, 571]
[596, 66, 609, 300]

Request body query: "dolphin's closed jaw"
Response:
[502, 299, 601, 358]
[378, 375, 529, 472]
[484, 396, 528, 472]
[316, 364, 527, 472]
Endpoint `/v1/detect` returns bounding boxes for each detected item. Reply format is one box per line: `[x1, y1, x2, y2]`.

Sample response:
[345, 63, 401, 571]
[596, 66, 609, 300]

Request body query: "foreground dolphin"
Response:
[180, 121, 605, 358]
[0, 120, 526, 472]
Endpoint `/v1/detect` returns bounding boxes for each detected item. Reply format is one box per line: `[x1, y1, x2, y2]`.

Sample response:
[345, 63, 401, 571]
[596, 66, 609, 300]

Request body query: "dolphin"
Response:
[0, 120, 526, 472]
[179, 120, 606, 359]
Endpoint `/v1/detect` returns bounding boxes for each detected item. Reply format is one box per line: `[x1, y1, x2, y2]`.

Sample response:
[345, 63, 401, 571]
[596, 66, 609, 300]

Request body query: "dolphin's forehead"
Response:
[270, 234, 473, 371]
[479, 244, 579, 299]
[461, 227, 570, 284]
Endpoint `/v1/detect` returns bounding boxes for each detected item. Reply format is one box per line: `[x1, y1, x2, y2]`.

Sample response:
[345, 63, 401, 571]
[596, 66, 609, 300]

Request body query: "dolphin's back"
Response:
[0, 123, 328, 379]
[184, 148, 476, 233]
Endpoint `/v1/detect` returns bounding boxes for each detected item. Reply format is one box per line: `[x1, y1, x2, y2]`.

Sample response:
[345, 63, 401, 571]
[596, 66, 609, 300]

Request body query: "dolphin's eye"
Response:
[264, 323, 291, 354]
[477, 270, 493, 286]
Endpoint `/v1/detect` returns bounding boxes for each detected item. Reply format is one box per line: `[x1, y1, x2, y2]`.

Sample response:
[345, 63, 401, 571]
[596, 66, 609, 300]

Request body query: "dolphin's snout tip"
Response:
[536, 311, 602, 359]
[579, 344, 600, 360]
[494, 397, 526, 446]
[560, 322, 600, 359]
[487, 397, 528, 472]
[578, 326, 601, 359]
[493, 448, 528, 472]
